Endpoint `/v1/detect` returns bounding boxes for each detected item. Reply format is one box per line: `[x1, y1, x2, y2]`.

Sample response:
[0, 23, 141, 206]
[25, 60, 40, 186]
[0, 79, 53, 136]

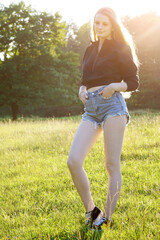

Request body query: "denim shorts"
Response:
[82, 85, 130, 129]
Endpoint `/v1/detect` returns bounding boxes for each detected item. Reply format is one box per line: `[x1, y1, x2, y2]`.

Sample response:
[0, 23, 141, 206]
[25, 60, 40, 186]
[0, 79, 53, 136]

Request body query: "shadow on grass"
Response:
[53, 224, 103, 240]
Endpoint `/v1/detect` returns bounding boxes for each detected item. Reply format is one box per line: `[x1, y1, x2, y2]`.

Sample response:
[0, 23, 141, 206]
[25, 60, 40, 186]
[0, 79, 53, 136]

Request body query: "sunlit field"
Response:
[0, 110, 159, 240]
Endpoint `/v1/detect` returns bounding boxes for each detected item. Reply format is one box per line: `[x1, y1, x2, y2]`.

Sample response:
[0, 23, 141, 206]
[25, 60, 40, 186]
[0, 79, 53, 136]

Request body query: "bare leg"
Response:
[103, 115, 127, 220]
[67, 120, 102, 212]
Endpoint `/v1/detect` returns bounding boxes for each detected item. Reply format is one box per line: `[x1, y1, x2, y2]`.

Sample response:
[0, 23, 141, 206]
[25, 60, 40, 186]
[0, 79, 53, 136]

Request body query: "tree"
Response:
[76, 22, 91, 63]
[62, 21, 91, 63]
[0, 2, 80, 119]
[62, 21, 80, 53]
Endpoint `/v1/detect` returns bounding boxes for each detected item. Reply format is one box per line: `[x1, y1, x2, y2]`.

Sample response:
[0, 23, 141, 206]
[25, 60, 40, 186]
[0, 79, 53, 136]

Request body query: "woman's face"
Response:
[94, 13, 112, 40]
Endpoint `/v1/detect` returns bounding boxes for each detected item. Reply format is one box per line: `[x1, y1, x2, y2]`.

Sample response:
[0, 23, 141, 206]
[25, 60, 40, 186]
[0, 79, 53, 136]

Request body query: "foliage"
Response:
[62, 21, 80, 53]
[0, 1, 80, 119]
[76, 22, 92, 63]
[62, 21, 91, 64]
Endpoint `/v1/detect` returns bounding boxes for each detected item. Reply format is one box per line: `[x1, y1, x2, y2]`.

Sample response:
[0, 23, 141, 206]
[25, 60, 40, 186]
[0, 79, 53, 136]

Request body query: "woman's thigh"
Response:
[68, 120, 102, 168]
[103, 115, 127, 169]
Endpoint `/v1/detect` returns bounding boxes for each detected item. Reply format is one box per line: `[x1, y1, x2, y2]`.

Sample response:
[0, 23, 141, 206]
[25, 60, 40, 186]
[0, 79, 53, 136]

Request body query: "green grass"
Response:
[0, 110, 159, 240]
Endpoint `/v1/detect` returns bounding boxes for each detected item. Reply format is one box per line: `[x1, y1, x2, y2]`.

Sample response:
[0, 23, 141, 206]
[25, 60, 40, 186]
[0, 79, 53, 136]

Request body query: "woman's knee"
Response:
[105, 158, 121, 175]
[67, 153, 83, 170]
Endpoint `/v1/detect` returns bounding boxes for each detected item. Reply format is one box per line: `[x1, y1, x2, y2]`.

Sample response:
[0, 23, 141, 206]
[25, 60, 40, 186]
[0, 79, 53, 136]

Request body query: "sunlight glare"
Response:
[0, 0, 159, 26]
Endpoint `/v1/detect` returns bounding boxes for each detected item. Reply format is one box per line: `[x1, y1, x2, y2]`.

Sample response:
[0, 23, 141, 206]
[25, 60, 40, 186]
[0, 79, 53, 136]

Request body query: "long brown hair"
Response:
[92, 7, 139, 67]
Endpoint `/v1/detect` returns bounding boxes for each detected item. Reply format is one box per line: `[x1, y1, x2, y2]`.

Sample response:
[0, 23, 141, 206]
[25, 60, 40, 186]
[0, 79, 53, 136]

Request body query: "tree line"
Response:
[0, 2, 160, 120]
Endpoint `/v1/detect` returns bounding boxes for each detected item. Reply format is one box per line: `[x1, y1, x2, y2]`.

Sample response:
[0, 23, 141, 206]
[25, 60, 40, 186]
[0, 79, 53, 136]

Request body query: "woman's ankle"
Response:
[86, 204, 95, 213]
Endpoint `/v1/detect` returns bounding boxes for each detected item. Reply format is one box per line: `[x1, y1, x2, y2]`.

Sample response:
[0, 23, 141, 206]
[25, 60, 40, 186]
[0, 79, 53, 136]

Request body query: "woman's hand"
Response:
[98, 84, 115, 99]
[79, 90, 88, 104]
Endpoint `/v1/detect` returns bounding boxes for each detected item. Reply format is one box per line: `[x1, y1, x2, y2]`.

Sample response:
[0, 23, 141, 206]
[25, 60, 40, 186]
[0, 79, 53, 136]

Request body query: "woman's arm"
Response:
[110, 82, 127, 92]
[118, 44, 139, 91]
[99, 82, 127, 98]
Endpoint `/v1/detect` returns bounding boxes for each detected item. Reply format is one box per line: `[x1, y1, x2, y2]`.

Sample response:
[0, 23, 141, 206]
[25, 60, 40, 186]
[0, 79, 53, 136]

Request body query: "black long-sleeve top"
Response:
[80, 39, 139, 91]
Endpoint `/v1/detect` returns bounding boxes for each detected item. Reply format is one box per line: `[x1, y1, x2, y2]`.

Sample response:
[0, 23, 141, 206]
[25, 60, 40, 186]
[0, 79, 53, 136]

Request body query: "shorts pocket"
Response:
[84, 98, 92, 110]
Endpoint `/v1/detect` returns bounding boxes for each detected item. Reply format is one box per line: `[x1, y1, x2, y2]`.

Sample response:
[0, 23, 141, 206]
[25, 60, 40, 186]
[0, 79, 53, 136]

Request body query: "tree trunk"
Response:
[11, 102, 18, 121]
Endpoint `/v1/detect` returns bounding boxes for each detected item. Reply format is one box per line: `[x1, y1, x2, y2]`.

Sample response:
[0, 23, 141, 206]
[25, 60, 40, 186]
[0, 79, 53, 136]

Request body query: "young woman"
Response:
[67, 7, 139, 230]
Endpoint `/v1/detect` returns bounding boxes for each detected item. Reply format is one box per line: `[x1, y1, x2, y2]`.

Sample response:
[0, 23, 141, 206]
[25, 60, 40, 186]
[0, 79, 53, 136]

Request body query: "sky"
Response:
[0, 0, 160, 27]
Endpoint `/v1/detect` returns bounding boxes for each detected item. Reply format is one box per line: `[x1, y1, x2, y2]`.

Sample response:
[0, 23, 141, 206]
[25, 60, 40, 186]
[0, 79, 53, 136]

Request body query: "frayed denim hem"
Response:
[82, 111, 130, 130]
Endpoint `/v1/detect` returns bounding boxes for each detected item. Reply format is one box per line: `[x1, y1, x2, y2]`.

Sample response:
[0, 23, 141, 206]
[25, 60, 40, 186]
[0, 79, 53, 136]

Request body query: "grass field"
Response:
[0, 110, 159, 240]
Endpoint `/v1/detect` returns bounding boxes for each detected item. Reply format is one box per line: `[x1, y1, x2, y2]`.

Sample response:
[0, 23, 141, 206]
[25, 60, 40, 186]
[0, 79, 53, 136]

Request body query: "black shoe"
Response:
[92, 217, 113, 230]
[85, 206, 103, 228]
